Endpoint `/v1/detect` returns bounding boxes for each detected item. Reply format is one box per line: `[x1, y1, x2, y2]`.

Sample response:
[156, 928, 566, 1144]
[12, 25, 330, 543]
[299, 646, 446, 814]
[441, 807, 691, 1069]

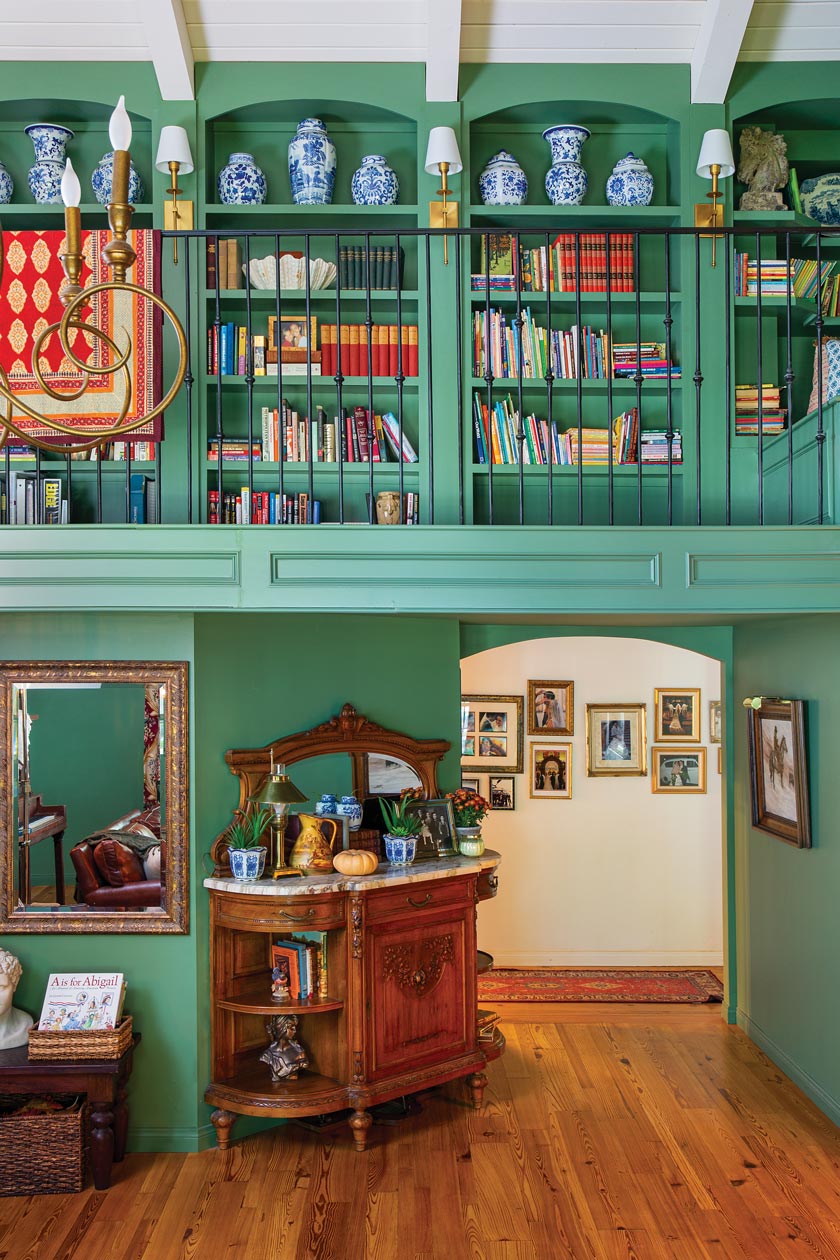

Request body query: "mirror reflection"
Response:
[366, 754, 421, 794]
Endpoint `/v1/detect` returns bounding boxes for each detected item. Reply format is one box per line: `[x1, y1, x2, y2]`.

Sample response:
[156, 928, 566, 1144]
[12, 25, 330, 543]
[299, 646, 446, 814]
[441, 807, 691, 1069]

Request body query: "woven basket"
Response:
[0, 1095, 85, 1195]
[28, 1015, 133, 1062]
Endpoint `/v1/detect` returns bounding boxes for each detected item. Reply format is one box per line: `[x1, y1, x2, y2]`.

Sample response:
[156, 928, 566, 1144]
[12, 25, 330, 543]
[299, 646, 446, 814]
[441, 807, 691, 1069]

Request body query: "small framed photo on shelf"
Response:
[461, 695, 523, 774]
[710, 701, 722, 744]
[489, 775, 515, 810]
[747, 699, 811, 848]
[651, 746, 707, 793]
[268, 314, 318, 354]
[527, 680, 574, 735]
[530, 744, 572, 799]
[586, 704, 647, 776]
[654, 688, 701, 743]
[404, 797, 457, 859]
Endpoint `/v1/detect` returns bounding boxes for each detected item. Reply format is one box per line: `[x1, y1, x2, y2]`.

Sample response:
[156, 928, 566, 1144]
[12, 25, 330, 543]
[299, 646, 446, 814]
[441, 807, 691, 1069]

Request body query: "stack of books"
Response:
[612, 342, 681, 379]
[319, 324, 419, 377]
[208, 489, 322, 525]
[556, 411, 642, 466]
[3, 472, 68, 524]
[735, 384, 787, 435]
[473, 393, 559, 464]
[638, 430, 683, 463]
[338, 245, 403, 290]
[471, 233, 636, 293]
[205, 238, 243, 289]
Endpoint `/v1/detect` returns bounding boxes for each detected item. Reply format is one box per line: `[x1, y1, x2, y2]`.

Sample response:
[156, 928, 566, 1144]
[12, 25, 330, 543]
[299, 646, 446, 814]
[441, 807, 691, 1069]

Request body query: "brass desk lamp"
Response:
[251, 765, 308, 879]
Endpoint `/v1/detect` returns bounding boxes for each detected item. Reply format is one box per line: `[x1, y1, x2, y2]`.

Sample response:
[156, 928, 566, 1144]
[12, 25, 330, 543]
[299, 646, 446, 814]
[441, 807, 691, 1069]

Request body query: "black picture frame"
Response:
[404, 797, 457, 859]
[489, 775, 515, 810]
[747, 699, 811, 848]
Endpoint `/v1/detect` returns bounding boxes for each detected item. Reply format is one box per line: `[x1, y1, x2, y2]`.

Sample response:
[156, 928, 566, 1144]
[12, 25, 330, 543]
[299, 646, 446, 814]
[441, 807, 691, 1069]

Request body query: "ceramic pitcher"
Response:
[288, 813, 338, 872]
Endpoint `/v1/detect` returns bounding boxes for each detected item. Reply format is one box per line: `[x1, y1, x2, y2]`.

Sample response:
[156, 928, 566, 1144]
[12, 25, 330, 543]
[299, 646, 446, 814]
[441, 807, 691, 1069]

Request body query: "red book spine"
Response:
[345, 414, 355, 461]
[408, 325, 419, 377]
[400, 324, 409, 378]
[208, 489, 219, 524]
[371, 325, 380, 376]
[354, 406, 371, 462]
[349, 325, 361, 377]
[627, 234, 635, 293]
[389, 325, 399, 377]
[323, 324, 333, 377]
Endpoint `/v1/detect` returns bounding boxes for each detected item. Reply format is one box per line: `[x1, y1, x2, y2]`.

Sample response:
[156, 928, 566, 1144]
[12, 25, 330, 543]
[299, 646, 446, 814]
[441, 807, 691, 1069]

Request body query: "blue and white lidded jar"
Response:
[351, 154, 399, 206]
[25, 123, 75, 205]
[91, 151, 145, 205]
[605, 153, 654, 208]
[315, 793, 338, 817]
[288, 118, 336, 206]
[217, 152, 267, 206]
[336, 795, 363, 831]
[542, 124, 590, 207]
[478, 150, 528, 206]
[0, 162, 13, 205]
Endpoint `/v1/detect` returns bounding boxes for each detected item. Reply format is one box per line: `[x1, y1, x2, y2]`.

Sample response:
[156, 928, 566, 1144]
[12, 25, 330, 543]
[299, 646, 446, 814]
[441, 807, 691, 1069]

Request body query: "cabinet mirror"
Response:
[0, 661, 189, 934]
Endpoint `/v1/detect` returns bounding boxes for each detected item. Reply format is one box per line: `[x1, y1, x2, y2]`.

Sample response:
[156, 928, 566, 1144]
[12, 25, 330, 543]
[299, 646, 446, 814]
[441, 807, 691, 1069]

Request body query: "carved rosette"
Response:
[383, 934, 455, 997]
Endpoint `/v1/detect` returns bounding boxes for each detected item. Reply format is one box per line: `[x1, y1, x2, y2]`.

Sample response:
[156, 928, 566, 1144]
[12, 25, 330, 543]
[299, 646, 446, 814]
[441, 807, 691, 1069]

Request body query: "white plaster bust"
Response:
[0, 949, 33, 1049]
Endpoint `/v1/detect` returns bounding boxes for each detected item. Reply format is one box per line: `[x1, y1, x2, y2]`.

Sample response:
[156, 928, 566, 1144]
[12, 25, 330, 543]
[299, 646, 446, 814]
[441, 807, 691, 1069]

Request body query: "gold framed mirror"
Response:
[0, 660, 189, 934]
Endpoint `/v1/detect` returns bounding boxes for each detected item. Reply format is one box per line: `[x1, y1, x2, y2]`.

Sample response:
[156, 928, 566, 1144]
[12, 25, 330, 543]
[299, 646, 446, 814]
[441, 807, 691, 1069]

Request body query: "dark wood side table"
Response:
[0, 1035, 140, 1190]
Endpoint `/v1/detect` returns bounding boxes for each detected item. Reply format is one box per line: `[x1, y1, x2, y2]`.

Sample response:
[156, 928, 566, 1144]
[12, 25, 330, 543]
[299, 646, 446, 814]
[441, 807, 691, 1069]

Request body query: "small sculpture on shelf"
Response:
[259, 1013, 309, 1082]
[737, 127, 789, 212]
[0, 160, 13, 205]
[0, 949, 34, 1050]
[271, 958, 291, 1002]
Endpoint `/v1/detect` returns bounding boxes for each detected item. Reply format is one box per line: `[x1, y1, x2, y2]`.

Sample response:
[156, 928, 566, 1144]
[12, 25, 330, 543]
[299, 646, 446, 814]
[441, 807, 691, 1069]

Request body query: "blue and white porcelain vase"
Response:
[384, 834, 417, 865]
[542, 124, 590, 207]
[217, 152, 267, 206]
[315, 793, 338, 817]
[336, 794, 362, 832]
[351, 154, 399, 206]
[800, 173, 840, 226]
[91, 151, 145, 205]
[228, 846, 267, 882]
[25, 123, 74, 205]
[478, 150, 528, 206]
[0, 162, 13, 205]
[606, 152, 654, 208]
[288, 118, 336, 206]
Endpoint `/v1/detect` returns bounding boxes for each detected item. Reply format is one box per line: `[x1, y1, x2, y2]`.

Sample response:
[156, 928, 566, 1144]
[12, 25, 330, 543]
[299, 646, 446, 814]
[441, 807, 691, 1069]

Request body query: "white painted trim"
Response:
[138, 0, 195, 101]
[490, 950, 725, 967]
[691, 0, 755, 103]
[426, 0, 462, 101]
[738, 1011, 840, 1129]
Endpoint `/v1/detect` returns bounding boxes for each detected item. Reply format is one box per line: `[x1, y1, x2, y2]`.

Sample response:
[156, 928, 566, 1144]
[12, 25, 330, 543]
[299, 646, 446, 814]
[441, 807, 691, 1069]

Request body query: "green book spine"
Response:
[338, 246, 347, 288]
[789, 167, 802, 215]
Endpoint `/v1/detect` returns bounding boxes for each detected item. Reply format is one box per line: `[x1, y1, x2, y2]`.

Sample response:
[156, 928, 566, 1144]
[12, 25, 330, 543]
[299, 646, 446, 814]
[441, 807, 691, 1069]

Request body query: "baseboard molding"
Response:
[490, 950, 725, 968]
[130, 1126, 207, 1154]
[738, 1011, 840, 1129]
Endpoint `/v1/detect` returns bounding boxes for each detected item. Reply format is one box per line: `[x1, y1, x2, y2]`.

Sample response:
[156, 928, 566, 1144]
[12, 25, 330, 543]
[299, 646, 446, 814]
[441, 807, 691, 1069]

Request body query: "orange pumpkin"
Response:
[333, 848, 379, 876]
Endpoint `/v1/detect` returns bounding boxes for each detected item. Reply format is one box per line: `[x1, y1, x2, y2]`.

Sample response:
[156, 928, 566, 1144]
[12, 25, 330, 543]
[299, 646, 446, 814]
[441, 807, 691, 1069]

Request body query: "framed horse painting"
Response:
[747, 699, 811, 848]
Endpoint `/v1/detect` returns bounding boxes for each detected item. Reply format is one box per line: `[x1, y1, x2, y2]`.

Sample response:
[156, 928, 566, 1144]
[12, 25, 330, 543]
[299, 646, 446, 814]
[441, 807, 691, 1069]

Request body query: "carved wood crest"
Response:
[382, 934, 455, 997]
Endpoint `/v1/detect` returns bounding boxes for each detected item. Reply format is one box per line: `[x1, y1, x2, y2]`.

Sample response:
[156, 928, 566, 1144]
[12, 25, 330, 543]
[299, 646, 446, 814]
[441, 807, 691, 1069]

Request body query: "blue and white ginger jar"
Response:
[25, 123, 74, 205]
[91, 151, 145, 205]
[288, 118, 336, 206]
[0, 162, 13, 205]
[218, 152, 267, 206]
[336, 794, 362, 831]
[478, 150, 528, 206]
[543, 124, 590, 207]
[351, 154, 399, 206]
[606, 152, 654, 207]
[800, 173, 840, 226]
[315, 793, 338, 817]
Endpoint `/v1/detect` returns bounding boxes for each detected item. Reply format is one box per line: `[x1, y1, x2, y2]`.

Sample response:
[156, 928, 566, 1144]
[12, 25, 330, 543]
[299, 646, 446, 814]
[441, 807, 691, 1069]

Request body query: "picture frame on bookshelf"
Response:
[747, 698, 811, 848]
[586, 704, 647, 777]
[527, 679, 574, 735]
[268, 315, 317, 354]
[654, 688, 701, 743]
[530, 744, 572, 800]
[461, 695, 523, 774]
[652, 747, 707, 794]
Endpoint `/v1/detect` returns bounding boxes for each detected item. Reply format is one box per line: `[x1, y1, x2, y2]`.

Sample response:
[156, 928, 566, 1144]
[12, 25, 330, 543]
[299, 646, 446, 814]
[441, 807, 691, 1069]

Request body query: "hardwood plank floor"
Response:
[1, 1003, 838, 1260]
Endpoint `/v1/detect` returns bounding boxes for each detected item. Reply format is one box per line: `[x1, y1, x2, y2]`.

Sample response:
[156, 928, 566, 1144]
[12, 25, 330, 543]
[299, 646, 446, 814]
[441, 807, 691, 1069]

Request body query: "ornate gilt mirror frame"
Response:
[210, 703, 449, 874]
[0, 660, 189, 934]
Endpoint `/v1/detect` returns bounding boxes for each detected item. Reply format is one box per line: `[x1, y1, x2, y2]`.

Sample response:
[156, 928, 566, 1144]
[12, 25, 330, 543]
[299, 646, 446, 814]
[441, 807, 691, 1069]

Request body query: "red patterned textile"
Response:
[477, 967, 724, 1003]
[0, 228, 162, 441]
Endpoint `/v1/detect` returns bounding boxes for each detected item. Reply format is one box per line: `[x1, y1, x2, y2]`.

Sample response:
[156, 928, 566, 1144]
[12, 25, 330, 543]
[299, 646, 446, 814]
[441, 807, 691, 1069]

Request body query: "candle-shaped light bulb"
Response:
[61, 159, 81, 208]
[109, 95, 132, 152]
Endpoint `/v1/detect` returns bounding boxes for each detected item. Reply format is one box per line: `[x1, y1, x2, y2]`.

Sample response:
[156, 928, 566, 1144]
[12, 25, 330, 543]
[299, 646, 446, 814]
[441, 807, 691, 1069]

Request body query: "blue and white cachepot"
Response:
[478, 150, 528, 206]
[606, 153, 654, 207]
[218, 152, 267, 206]
[543, 124, 590, 207]
[351, 154, 399, 206]
[384, 834, 417, 865]
[288, 118, 336, 206]
[800, 174, 840, 226]
[228, 846, 267, 882]
[91, 151, 145, 205]
[0, 162, 13, 205]
[336, 794, 363, 831]
[25, 123, 74, 205]
[315, 793, 338, 817]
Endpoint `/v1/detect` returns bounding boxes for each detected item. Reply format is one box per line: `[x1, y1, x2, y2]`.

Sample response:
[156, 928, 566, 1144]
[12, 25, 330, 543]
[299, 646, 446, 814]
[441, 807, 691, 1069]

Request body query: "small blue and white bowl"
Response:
[351, 154, 399, 206]
[228, 846, 267, 882]
[384, 834, 417, 865]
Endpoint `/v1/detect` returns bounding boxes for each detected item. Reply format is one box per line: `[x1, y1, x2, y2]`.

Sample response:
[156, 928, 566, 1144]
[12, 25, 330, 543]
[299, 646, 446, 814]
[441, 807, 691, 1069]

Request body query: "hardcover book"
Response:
[38, 972, 126, 1031]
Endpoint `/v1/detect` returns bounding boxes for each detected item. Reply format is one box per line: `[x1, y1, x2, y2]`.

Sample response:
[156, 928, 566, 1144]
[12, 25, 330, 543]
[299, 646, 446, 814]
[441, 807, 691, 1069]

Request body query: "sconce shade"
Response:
[696, 130, 735, 180]
[251, 766, 308, 807]
[424, 126, 462, 175]
[155, 126, 194, 174]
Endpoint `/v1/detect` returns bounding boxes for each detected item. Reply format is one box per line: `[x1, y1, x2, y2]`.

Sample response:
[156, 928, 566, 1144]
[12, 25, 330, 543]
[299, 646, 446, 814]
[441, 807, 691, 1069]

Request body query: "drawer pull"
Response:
[406, 894, 432, 908]
[488, 875, 499, 893]
[278, 907, 316, 921]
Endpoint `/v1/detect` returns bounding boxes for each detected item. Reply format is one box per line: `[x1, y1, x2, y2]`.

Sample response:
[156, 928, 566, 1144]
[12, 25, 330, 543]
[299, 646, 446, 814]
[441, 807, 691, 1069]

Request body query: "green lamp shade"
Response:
[250, 770, 308, 808]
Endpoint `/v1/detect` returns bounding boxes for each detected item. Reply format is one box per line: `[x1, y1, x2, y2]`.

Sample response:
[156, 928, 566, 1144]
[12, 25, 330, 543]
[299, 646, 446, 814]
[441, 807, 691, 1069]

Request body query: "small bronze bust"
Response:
[259, 1013, 309, 1082]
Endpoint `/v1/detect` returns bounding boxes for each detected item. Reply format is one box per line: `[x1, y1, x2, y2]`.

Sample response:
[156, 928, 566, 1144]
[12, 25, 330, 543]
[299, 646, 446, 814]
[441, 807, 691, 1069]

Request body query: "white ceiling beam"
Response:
[691, 0, 755, 103]
[426, 0, 462, 101]
[138, 0, 195, 101]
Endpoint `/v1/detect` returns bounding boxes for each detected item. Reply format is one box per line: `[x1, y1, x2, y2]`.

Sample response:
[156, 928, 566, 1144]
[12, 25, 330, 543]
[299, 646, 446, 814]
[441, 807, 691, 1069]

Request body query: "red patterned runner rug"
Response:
[478, 967, 724, 1003]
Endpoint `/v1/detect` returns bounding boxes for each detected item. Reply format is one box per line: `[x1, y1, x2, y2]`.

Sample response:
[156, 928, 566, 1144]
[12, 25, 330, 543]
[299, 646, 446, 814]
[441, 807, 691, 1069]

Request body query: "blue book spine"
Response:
[312, 500, 321, 524]
[129, 474, 146, 524]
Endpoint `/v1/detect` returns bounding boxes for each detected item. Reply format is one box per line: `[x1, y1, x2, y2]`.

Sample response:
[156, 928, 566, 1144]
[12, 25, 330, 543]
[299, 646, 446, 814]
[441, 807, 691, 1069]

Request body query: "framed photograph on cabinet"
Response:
[527, 680, 574, 735]
[586, 704, 647, 776]
[530, 744, 572, 799]
[489, 775, 515, 810]
[747, 699, 811, 848]
[461, 695, 523, 774]
[654, 688, 701, 742]
[652, 746, 707, 793]
[403, 797, 458, 859]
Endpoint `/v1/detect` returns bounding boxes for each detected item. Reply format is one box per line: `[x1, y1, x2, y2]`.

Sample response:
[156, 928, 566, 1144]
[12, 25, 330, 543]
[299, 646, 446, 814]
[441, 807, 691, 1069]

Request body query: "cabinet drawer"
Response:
[366, 875, 472, 924]
[214, 892, 345, 932]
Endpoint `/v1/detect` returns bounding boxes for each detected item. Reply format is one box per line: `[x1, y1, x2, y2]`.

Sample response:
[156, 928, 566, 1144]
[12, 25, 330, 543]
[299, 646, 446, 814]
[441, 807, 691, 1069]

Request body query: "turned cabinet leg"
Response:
[467, 1071, 488, 1110]
[349, 1108, 372, 1152]
[89, 1104, 116, 1190]
[211, 1109, 237, 1150]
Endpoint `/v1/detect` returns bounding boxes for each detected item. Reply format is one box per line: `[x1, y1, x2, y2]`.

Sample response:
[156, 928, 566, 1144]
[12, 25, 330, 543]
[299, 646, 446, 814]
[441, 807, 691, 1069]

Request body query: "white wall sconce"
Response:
[155, 126, 194, 265]
[695, 129, 735, 268]
[424, 126, 462, 266]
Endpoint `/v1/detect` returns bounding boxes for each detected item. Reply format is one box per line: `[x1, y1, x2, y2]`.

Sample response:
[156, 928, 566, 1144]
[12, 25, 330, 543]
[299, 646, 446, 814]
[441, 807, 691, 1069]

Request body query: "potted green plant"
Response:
[379, 797, 422, 865]
[446, 788, 490, 857]
[226, 807, 273, 881]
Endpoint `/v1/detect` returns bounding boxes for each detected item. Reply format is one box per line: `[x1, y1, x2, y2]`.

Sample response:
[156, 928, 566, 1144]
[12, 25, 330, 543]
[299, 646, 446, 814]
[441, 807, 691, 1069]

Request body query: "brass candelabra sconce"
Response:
[0, 97, 188, 457]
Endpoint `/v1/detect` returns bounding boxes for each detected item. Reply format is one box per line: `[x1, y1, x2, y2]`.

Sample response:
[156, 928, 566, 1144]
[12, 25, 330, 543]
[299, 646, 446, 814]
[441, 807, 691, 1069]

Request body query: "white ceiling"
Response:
[0, 0, 835, 102]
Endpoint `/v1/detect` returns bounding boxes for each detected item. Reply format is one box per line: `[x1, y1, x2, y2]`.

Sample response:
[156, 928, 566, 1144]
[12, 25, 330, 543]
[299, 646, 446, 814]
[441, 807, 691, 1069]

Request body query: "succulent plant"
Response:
[379, 796, 423, 838]
[226, 806, 273, 850]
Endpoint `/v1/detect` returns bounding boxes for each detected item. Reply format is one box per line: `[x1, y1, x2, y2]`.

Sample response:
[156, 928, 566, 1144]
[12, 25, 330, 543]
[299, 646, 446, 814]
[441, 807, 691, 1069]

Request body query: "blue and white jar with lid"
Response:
[0, 162, 13, 205]
[478, 150, 528, 206]
[288, 118, 337, 206]
[217, 152, 267, 205]
[91, 151, 145, 205]
[315, 793, 338, 817]
[606, 153, 654, 207]
[351, 155, 399, 206]
[336, 795, 363, 832]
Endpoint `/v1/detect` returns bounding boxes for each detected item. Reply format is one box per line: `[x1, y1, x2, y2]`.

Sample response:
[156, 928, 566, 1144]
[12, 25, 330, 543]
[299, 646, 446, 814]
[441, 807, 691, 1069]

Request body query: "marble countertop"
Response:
[204, 850, 501, 896]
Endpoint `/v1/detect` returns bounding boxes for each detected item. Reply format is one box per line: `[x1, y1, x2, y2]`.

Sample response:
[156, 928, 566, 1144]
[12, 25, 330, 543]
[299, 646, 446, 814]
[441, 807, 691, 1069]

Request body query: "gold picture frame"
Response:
[651, 745, 707, 793]
[654, 688, 701, 743]
[527, 679, 574, 735]
[268, 314, 318, 354]
[710, 700, 721, 743]
[530, 743, 572, 799]
[461, 695, 523, 774]
[585, 703, 647, 776]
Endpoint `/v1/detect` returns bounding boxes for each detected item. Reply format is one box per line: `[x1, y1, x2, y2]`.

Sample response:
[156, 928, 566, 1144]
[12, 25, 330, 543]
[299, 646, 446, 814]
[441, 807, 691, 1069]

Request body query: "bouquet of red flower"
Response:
[446, 788, 490, 828]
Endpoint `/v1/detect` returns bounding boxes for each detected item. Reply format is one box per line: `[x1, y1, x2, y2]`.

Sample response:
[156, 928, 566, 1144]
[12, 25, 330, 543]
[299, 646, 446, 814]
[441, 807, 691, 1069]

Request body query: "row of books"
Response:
[472, 233, 637, 294]
[338, 245, 404, 290]
[271, 934, 328, 1000]
[208, 405, 417, 465]
[4, 472, 67, 524]
[734, 383, 786, 435]
[733, 255, 837, 299]
[319, 324, 419, 378]
[472, 396, 681, 466]
[612, 342, 680, 380]
[208, 489, 322, 525]
[206, 238, 244, 290]
[0, 441, 158, 464]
